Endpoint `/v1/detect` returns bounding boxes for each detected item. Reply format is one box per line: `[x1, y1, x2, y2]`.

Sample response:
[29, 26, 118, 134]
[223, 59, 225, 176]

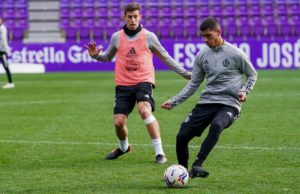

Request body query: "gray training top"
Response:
[170, 41, 258, 112]
[0, 23, 10, 54]
[95, 28, 191, 80]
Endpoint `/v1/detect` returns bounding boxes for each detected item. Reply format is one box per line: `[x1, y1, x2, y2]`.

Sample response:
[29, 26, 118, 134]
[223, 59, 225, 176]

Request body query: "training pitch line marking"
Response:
[0, 140, 299, 151]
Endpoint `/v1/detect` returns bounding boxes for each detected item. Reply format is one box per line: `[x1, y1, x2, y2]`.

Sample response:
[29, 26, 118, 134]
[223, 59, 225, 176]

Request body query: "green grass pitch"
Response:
[0, 70, 299, 194]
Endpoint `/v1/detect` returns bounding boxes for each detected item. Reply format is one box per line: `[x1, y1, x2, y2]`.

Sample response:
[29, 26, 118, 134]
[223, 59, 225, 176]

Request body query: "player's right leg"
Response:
[0, 53, 14, 89]
[105, 85, 135, 160]
[105, 114, 131, 160]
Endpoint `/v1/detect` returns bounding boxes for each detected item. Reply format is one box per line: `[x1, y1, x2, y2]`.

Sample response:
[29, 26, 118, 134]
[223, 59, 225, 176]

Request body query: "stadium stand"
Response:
[0, 0, 299, 43]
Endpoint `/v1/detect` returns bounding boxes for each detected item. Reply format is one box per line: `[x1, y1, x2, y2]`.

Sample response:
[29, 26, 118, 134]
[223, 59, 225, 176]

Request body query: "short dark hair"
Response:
[124, 3, 141, 15]
[200, 17, 220, 31]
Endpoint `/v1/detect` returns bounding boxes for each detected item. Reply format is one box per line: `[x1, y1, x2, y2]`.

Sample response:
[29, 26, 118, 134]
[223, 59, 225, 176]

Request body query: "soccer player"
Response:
[0, 17, 14, 89]
[161, 17, 258, 177]
[85, 3, 191, 164]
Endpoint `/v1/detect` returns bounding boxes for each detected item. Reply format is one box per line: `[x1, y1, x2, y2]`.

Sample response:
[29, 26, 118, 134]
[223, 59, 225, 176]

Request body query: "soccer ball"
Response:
[164, 164, 189, 188]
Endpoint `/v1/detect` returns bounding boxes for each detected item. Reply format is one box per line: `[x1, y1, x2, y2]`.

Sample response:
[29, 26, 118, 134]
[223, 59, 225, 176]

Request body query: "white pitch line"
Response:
[0, 92, 299, 106]
[0, 139, 299, 151]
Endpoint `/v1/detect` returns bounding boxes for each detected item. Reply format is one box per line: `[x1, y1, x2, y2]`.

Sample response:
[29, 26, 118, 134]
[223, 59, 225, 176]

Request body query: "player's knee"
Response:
[114, 117, 126, 129]
[176, 130, 189, 144]
[209, 120, 225, 138]
[143, 115, 156, 125]
[138, 107, 151, 119]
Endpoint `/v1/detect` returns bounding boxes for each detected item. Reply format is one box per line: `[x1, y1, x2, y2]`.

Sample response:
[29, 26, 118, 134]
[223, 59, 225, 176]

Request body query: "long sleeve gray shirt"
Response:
[0, 24, 10, 55]
[170, 41, 258, 112]
[94, 28, 191, 80]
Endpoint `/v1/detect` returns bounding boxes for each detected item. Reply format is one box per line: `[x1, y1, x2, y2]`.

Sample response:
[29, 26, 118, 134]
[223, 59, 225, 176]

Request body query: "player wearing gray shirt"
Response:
[0, 17, 14, 89]
[162, 17, 257, 178]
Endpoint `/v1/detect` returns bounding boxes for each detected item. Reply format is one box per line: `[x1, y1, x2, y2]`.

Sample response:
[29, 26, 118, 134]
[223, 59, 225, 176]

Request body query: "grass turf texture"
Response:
[0, 70, 299, 194]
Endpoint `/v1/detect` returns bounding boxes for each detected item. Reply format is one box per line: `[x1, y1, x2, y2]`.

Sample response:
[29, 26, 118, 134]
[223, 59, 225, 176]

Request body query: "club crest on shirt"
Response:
[222, 58, 230, 67]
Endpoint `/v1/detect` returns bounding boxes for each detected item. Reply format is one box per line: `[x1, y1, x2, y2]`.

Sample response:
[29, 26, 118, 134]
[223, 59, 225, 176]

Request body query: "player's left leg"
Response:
[191, 105, 239, 177]
[136, 82, 167, 164]
[0, 53, 14, 89]
[137, 101, 167, 164]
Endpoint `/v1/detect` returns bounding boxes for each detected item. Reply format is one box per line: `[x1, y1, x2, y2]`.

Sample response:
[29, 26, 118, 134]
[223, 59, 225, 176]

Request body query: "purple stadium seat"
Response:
[236, 3, 248, 16]
[80, 28, 91, 41]
[109, 0, 121, 7]
[266, 22, 279, 38]
[82, 7, 95, 18]
[290, 15, 300, 24]
[288, 3, 300, 16]
[185, 0, 198, 5]
[106, 18, 122, 39]
[277, 15, 288, 24]
[239, 24, 252, 39]
[144, 17, 159, 34]
[248, 4, 261, 17]
[185, 4, 197, 17]
[4, 19, 14, 29]
[60, 0, 70, 7]
[280, 23, 293, 37]
[172, 17, 185, 39]
[71, 7, 82, 18]
[223, 4, 236, 17]
[223, 22, 239, 41]
[209, 0, 222, 5]
[83, 0, 94, 7]
[160, 5, 172, 17]
[60, 18, 70, 29]
[95, 17, 107, 28]
[159, 18, 172, 39]
[72, 0, 82, 7]
[15, 0, 27, 8]
[263, 15, 276, 24]
[60, 7, 70, 18]
[261, 3, 274, 16]
[145, 5, 158, 17]
[253, 24, 265, 38]
[95, 6, 108, 18]
[66, 28, 78, 41]
[172, 5, 184, 17]
[93, 28, 105, 40]
[160, 0, 171, 5]
[3, 0, 15, 8]
[210, 4, 223, 17]
[81, 18, 94, 28]
[199, 5, 210, 18]
[3, 8, 15, 19]
[69, 18, 81, 28]
[108, 6, 121, 17]
[223, 16, 235, 26]
[276, 1, 288, 16]
[185, 26, 197, 39]
[173, 0, 184, 6]
[12, 29, 24, 41]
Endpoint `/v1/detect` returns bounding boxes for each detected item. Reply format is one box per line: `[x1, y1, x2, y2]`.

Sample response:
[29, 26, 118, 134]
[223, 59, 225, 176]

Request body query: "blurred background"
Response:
[0, 0, 300, 72]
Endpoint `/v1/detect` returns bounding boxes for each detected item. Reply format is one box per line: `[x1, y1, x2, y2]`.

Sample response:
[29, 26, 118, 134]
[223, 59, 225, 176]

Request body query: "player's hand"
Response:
[84, 41, 102, 58]
[238, 91, 247, 102]
[185, 71, 192, 80]
[161, 100, 174, 110]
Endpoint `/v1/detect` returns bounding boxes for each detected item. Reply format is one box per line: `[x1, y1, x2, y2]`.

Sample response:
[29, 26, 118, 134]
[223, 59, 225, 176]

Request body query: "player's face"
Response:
[200, 29, 221, 48]
[124, 10, 141, 30]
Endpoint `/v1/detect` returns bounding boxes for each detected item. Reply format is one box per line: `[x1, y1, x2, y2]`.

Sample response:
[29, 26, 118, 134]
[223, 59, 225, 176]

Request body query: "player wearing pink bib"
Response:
[85, 3, 191, 164]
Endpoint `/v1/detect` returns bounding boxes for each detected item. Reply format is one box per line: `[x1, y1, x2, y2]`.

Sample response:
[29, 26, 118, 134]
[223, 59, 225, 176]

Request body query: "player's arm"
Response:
[238, 52, 258, 102]
[147, 32, 191, 80]
[84, 33, 118, 62]
[161, 58, 205, 110]
[2, 25, 11, 55]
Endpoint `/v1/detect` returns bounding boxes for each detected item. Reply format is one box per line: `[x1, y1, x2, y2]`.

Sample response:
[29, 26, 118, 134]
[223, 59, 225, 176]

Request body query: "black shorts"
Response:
[114, 82, 155, 115]
[180, 103, 240, 137]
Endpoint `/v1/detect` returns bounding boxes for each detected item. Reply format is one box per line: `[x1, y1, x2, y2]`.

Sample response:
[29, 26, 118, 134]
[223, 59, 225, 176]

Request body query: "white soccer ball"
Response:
[164, 164, 189, 188]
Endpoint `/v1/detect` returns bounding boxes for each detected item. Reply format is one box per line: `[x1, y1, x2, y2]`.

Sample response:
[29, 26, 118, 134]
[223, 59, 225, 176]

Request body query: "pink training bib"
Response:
[115, 29, 154, 86]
